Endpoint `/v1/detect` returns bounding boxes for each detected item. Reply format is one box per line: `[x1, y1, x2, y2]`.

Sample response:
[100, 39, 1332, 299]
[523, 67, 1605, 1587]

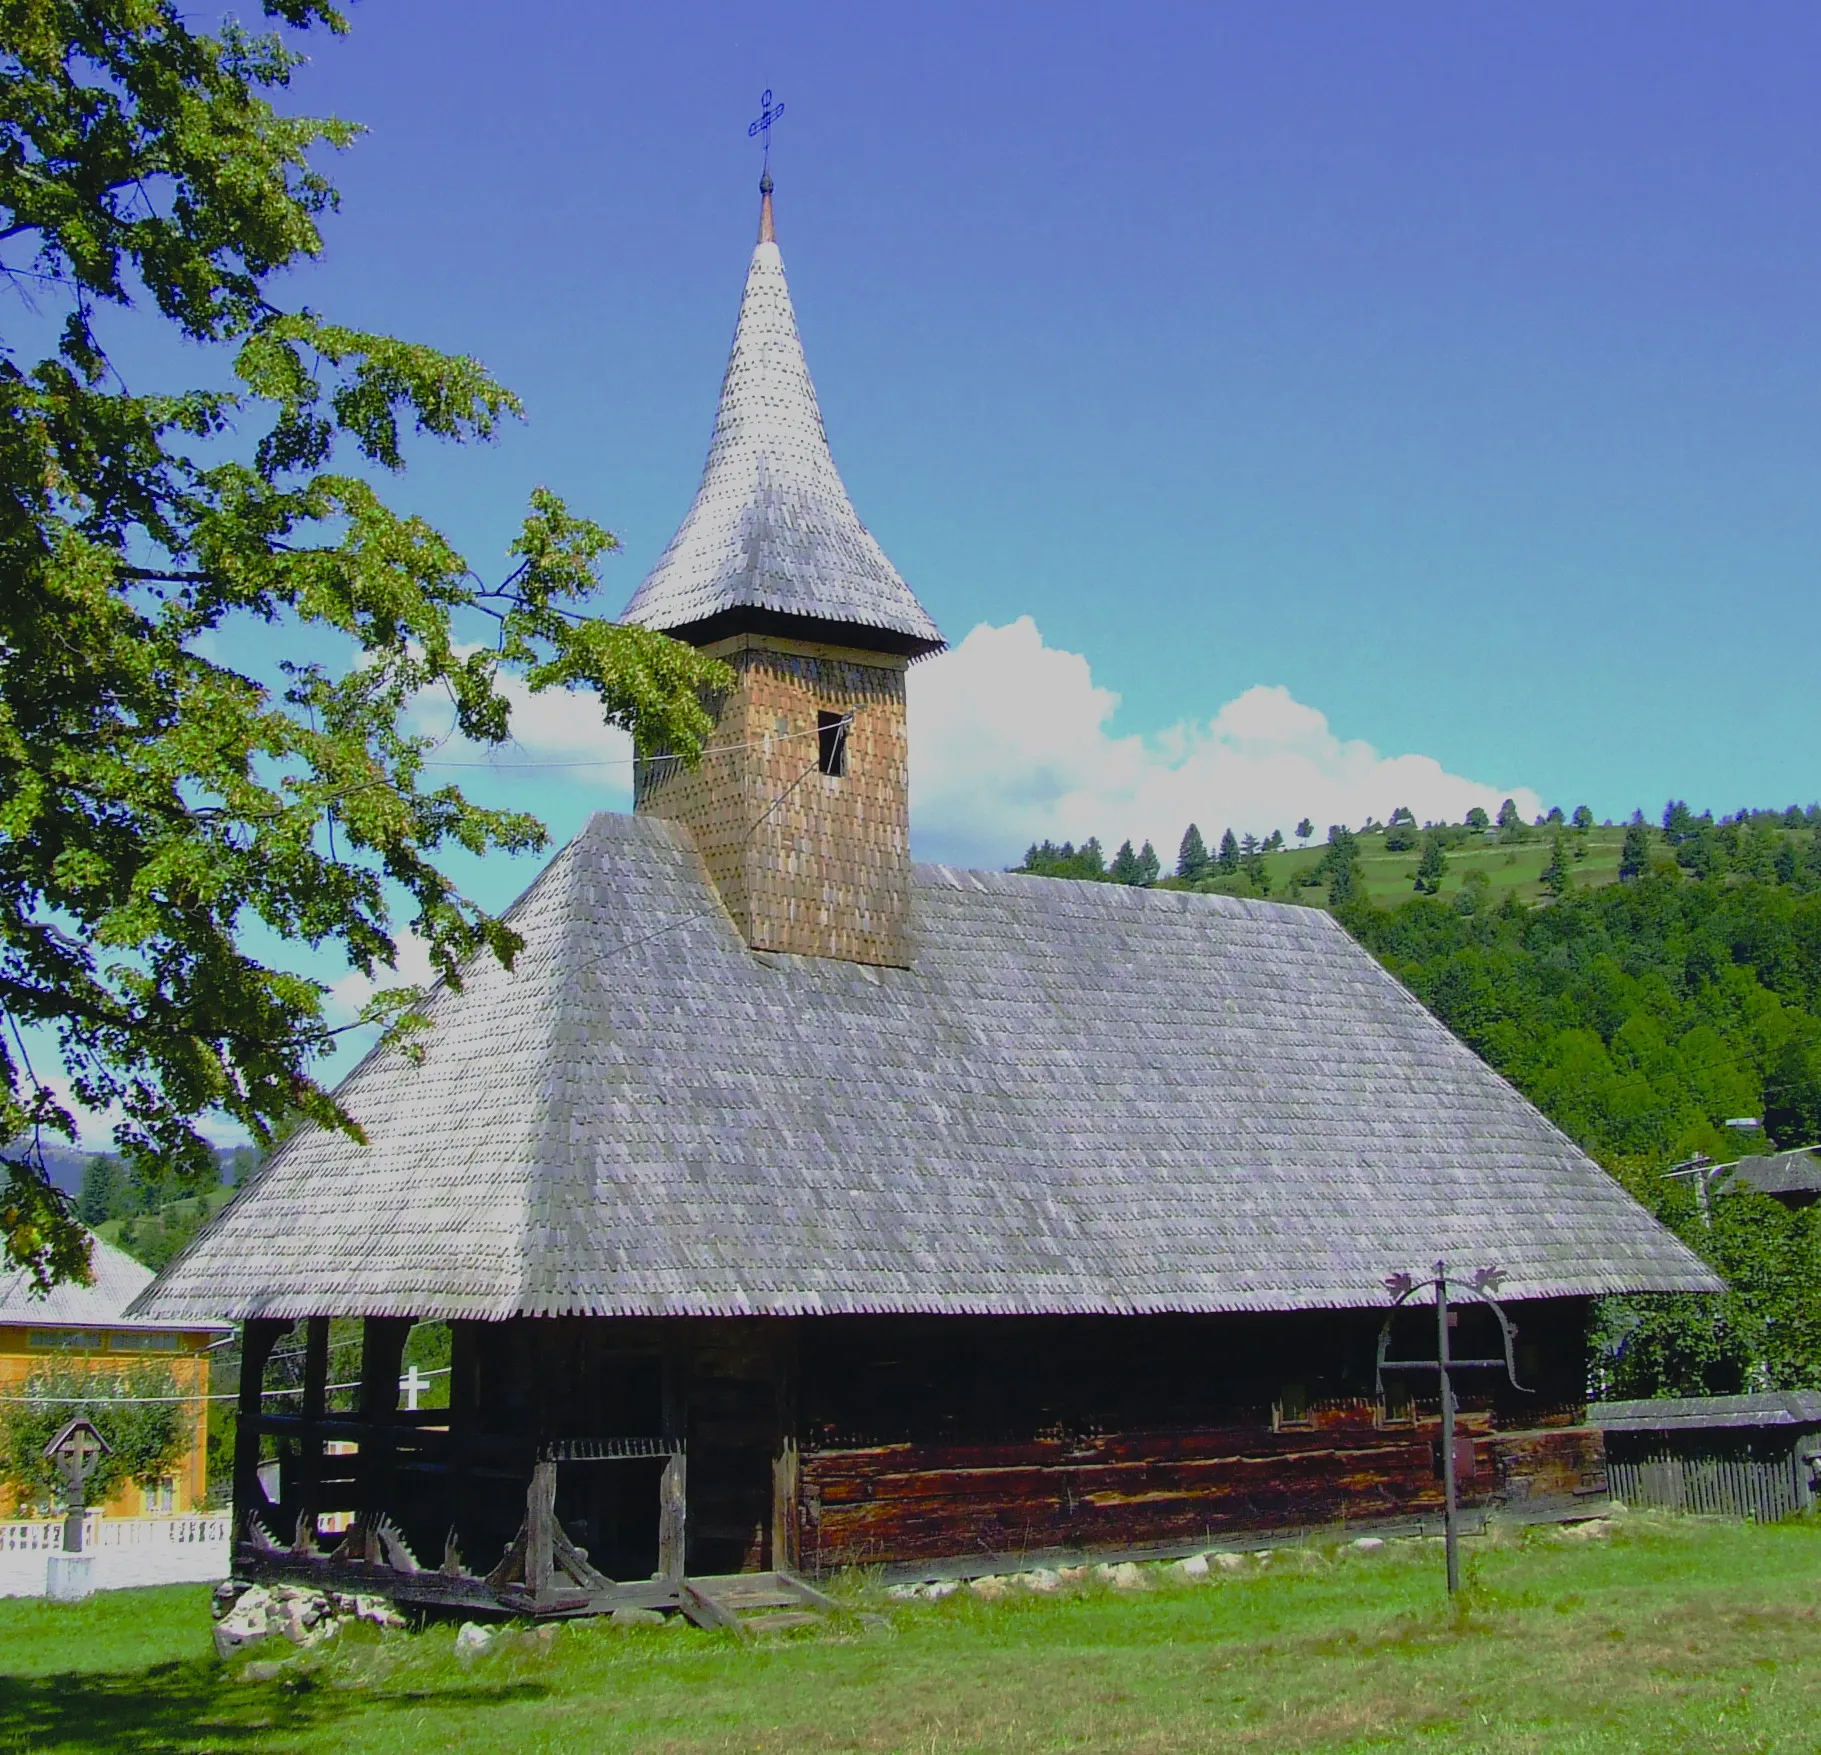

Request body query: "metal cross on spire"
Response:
[747, 87, 785, 169]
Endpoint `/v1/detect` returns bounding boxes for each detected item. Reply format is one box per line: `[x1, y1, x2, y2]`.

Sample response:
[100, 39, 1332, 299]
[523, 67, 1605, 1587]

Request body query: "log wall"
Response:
[793, 1306, 1605, 1571]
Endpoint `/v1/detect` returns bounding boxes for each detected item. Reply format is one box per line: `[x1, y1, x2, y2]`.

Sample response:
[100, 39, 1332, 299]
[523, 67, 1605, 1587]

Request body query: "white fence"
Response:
[0, 1513, 230, 1597]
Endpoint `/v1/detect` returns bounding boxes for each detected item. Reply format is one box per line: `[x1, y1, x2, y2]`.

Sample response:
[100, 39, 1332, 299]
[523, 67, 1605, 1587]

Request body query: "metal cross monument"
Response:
[748, 88, 786, 164]
[1379, 1262, 1530, 1595]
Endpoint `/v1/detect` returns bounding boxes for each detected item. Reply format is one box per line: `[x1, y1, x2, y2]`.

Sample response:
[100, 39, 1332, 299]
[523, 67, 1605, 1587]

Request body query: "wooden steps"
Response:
[678, 1568, 838, 1636]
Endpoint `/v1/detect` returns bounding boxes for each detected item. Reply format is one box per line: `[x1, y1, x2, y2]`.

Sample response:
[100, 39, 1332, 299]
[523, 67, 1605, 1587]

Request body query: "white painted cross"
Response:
[399, 1364, 427, 1412]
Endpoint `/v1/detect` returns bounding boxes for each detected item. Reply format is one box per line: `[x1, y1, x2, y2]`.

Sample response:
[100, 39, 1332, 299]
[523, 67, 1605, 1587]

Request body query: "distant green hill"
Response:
[94, 1185, 237, 1273]
[1020, 805, 1821, 912]
[1186, 822, 1634, 909]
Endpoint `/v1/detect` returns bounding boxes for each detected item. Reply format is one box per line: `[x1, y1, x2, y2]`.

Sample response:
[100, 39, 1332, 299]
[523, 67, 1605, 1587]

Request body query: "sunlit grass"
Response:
[2, 1514, 1818, 1752]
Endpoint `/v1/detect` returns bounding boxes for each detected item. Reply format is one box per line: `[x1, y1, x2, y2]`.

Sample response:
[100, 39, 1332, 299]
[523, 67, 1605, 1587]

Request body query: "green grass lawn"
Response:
[5, 1514, 1821, 1753]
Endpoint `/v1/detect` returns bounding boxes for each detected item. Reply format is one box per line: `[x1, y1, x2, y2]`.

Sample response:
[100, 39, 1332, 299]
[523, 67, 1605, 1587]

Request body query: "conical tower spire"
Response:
[620, 181, 944, 658]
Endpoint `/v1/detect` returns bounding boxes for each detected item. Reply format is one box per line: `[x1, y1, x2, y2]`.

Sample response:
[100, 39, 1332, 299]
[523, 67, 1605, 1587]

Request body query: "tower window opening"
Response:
[817, 710, 850, 777]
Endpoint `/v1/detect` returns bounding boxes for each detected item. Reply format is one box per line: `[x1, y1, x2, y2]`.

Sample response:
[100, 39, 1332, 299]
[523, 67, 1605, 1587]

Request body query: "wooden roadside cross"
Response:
[43, 1418, 111, 1554]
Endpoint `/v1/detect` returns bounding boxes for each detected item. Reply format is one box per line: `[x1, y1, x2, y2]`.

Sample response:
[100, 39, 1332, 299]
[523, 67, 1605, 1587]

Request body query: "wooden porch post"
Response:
[525, 1459, 557, 1599]
[357, 1316, 413, 1531]
[294, 1315, 330, 1545]
[658, 1331, 687, 1581]
[233, 1318, 290, 1539]
[772, 1323, 800, 1571]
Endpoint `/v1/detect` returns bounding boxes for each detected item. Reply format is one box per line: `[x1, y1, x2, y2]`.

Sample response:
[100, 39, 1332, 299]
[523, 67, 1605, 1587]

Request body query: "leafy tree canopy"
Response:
[1014, 838, 1108, 882]
[0, 1362, 185, 1510]
[0, 1, 730, 1283]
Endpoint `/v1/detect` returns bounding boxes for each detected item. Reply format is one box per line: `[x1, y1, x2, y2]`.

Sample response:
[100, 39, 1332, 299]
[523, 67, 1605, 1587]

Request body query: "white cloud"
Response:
[324, 926, 439, 1026]
[908, 617, 1542, 868]
[20, 1069, 250, 1154]
[392, 620, 1541, 876]
[405, 666, 637, 808]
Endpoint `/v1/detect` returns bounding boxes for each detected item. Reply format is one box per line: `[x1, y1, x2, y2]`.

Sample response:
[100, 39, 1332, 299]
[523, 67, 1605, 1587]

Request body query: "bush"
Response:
[0, 1364, 186, 1513]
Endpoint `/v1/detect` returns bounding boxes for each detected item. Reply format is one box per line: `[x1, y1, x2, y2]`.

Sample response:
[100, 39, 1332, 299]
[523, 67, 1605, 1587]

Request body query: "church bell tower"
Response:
[622, 173, 944, 968]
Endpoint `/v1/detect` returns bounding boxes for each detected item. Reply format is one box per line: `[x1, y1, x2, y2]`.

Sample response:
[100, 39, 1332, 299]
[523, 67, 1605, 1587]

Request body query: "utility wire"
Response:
[420, 712, 851, 773]
[0, 1365, 452, 1405]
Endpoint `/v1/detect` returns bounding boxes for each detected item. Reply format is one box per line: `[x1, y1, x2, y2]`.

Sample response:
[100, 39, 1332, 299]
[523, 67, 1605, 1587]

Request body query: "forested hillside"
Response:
[1019, 804, 1821, 1398]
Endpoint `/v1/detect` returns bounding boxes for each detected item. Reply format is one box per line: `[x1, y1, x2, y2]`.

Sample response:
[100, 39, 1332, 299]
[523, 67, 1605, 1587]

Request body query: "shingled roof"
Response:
[132, 812, 1716, 1325]
[4, 1228, 222, 1333]
[617, 195, 945, 656]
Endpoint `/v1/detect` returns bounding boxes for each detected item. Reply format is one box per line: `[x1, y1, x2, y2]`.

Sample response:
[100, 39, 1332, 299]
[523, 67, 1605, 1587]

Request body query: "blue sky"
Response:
[23, 1, 1821, 1139]
[275, 0, 1821, 845]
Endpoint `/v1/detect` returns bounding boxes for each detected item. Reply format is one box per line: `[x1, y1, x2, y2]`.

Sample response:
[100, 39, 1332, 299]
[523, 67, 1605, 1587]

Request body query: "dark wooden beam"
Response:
[233, 1319, 291, 1539]
[293, 1315, 329, 1546]
[357, 1316, 414, 1532]
[658, 1332, 687, 1581]
[525, 1460, 556, 1601]
[772, 1323, 799, 1571]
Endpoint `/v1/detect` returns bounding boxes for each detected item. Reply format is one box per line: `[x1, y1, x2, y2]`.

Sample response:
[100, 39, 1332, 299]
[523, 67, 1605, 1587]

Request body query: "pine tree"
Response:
[1109, 840, 1144, 884]
[1176, 823, 1209, 882]
[76, 1156, 124, 1229]
[1541, 830, 1573, 899]
[1136, 841, 1161, 886]
[1321, 825, 1364, 905]
[1415, 832, 1447, 895]
[1295, 818, 1314, 842]
[1619, 818, 1652, 882]
[1217, 828, 1241, 874]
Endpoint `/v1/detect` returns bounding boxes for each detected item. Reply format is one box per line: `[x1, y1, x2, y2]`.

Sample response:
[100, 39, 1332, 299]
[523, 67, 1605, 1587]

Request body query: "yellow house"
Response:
[1, 1231, 225, 1518]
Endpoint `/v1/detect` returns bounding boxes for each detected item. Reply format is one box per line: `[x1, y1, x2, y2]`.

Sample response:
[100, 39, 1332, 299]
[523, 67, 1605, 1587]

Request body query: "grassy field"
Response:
[1186, 826, 1633, 911]
[5, 1514, 1821, 1753]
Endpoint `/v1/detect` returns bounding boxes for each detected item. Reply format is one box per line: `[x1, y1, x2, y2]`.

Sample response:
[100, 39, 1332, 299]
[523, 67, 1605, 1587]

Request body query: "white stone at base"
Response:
[45, 1553, 95, 1601]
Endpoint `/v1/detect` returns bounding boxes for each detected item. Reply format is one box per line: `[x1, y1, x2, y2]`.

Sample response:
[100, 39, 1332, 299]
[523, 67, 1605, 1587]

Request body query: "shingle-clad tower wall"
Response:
[625, 177, 942, 967]
[634, 636, 912, 964]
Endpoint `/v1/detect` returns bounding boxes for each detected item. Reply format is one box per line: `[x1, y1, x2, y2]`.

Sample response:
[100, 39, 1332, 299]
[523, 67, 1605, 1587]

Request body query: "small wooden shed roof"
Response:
[1589, 1393, 1821, 1433]
[1717, 1147, 1821, 1200]
[133, 814, 1716, 1324]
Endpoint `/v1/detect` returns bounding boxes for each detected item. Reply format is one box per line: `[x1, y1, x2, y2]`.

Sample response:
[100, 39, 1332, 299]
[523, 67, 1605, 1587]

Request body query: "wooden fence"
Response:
[1605, 1433, 1811, 1522]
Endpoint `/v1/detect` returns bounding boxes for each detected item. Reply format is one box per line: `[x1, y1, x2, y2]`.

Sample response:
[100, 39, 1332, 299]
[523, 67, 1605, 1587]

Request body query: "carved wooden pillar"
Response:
[445, 1321, 480, 1566]
[233, 1318, 291, 1541]
[771, 1322, 800, 1571]
[357, 1316, 413, 1531]
[525, 1459, 557, 1599]
[292, 1315, 329, 1545]
[658, 1330, 687, 1581]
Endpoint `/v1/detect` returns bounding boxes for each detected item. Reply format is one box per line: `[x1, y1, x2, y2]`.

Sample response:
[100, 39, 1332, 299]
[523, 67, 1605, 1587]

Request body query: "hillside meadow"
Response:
[2, 1513, 1818, 1753]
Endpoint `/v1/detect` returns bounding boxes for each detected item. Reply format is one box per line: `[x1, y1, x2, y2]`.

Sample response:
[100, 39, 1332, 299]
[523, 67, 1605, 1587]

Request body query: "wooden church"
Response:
[135, 174, 1716, 1618]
